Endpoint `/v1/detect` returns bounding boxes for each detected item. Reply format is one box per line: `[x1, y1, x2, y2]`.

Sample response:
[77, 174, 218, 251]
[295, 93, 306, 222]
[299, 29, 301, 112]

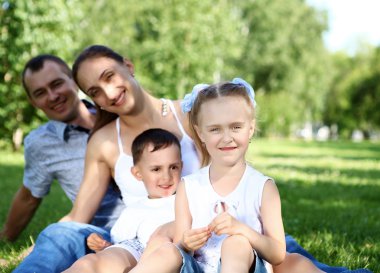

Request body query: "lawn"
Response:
[0, 139, 379, 272]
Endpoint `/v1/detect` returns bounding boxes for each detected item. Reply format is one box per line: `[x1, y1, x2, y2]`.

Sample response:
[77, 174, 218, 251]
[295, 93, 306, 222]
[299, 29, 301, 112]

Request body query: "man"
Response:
[0, 55, 124, 243]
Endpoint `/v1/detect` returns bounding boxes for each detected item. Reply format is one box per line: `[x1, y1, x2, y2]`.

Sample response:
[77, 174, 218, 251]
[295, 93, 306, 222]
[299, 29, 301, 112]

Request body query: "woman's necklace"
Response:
[161, 98, 168, 117]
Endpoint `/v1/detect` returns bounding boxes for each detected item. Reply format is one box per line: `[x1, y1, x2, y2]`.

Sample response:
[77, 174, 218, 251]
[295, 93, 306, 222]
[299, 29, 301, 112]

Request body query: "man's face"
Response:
[24, 61, 80, 122]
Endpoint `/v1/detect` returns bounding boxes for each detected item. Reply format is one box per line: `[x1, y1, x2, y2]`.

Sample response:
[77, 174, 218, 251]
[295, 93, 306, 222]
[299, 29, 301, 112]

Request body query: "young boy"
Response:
[65, 128, 182, 272]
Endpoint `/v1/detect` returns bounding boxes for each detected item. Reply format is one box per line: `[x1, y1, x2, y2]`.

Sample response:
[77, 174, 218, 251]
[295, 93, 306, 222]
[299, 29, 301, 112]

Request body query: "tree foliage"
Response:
[324, 47, 380, 138]
[0, 0, 82, 147]
[235, 0, 331, 136]
[77, 0, 243, 99]
[0, 0, 379, 147]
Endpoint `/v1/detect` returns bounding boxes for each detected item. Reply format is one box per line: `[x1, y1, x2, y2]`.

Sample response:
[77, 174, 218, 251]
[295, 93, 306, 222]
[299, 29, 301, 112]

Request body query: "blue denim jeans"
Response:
[285, 235, 372, 273]
[13, 222, 110, 273]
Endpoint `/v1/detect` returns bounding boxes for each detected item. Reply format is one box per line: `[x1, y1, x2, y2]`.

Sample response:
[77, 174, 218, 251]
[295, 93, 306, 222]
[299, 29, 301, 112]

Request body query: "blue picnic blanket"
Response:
[286, 235, 373, 273]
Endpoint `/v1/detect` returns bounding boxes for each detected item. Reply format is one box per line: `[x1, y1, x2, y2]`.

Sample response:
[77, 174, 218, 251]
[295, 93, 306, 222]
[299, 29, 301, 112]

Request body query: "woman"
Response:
[60, 45, 201, 272]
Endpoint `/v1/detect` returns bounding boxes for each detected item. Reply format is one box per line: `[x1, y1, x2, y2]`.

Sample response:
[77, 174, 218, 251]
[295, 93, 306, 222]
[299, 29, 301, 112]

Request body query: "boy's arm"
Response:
[0, 186, 41, 241]
[87, 233, 112, 252]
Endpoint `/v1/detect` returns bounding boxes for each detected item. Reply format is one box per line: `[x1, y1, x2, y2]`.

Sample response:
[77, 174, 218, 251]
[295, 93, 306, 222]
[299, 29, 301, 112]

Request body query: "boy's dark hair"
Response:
[22, 55, 72, 96]
[131, 128, 181, 165]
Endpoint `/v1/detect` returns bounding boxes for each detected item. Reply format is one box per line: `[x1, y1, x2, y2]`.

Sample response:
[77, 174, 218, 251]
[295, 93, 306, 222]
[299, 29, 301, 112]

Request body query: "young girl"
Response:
[176, 78, 283, 273]
[129, 78, 323, 273]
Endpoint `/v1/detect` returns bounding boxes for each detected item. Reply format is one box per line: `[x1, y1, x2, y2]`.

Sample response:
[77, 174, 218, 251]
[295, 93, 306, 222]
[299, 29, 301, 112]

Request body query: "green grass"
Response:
[0, 150, 71, 272]
[0, 139, 378, 272]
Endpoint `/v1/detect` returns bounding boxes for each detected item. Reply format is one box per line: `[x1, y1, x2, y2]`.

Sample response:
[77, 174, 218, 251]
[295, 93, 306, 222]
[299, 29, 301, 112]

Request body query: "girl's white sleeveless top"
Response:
[114, 99, 200, 206]
[183, 164, 271, 273]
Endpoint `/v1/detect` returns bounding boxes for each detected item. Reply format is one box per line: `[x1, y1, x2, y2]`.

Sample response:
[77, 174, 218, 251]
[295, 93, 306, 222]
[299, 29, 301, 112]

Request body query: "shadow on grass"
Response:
[263, 163, 380, 183]
[282, 183, 378, 243]
[257, 152, 380, 161]
[278, 180, 379, 272]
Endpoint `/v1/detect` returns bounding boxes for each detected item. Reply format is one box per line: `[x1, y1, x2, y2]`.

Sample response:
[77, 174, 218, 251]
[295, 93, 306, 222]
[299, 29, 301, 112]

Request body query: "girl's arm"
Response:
[244, 179, 286, 265]
[174, 182, 210, 252]
[60, 132, 111, 223]
[209, 180, 286, 265]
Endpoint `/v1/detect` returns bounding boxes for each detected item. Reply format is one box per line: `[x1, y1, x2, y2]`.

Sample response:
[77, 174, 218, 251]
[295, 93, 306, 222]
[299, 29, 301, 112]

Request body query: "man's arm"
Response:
[0, 185, 42, 241]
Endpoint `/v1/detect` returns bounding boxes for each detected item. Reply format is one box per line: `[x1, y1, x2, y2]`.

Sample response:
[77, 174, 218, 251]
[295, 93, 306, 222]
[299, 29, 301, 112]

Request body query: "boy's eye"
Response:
[151, 167, 160, 172]
[209, 128, 220, 133]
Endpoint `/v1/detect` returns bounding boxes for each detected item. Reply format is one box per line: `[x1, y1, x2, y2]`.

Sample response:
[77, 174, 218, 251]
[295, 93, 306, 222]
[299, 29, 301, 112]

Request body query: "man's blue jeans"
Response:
[13, 222, 110, 273]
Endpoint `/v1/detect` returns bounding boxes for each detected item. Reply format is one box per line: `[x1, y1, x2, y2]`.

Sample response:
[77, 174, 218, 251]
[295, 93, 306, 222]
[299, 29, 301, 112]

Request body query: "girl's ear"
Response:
[131, 166, 143, 181]
[194, 125, 205, 143]
[249, 119, 255, 138]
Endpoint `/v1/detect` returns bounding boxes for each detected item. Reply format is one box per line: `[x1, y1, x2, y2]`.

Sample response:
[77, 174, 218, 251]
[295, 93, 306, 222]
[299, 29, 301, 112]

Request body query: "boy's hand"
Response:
[87, 233, 112, 252]
[181, 227, 211, 252]
[208, 212, 244, 236]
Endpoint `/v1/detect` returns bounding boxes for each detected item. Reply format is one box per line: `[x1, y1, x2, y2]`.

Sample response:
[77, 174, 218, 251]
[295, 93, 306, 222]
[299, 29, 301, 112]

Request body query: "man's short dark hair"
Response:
[22, 54, 72, 96]
[131, 128, 181, 165]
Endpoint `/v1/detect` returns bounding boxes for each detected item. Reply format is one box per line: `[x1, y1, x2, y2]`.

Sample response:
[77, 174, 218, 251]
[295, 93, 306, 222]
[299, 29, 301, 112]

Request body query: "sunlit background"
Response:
[1, 0, 379, 150]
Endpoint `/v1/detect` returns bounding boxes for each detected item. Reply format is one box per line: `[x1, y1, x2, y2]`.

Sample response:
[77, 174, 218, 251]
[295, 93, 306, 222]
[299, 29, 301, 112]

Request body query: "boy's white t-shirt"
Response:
[111, 194, 175, 247]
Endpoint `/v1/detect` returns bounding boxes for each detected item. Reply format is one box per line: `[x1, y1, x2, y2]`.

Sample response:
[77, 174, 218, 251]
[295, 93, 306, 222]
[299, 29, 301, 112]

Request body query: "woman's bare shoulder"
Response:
[87, 120, 118, 158]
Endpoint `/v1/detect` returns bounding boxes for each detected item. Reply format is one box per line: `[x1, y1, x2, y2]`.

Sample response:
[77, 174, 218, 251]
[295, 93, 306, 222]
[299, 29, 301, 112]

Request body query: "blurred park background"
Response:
[0, 0, 379, 272]
[0, 0, 380, 149]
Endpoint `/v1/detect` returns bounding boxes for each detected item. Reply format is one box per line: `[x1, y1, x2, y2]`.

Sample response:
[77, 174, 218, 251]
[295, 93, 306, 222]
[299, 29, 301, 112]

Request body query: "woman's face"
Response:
[77, 57, 142, 115]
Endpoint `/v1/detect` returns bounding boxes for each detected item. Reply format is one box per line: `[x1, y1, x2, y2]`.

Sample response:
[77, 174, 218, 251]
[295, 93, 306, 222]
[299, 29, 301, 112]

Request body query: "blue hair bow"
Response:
[181, 83, 209, 113]
[181, 78, 256, 113]
[231, 78, 257, 108]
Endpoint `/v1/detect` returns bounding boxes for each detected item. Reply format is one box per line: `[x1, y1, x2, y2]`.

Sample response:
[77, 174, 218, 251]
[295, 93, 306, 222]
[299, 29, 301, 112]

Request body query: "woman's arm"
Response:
[60, 132, 112, 223]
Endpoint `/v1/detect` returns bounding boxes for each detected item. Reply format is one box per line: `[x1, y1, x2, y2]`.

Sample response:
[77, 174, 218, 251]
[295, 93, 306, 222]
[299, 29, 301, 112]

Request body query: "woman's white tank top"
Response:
[114, 99, 200, 206]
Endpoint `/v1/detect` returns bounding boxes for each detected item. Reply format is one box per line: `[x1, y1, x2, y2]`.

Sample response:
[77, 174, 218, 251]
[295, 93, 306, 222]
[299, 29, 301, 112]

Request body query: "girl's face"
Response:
[77, 57, 142, 115]
[195, 96, 255, 167]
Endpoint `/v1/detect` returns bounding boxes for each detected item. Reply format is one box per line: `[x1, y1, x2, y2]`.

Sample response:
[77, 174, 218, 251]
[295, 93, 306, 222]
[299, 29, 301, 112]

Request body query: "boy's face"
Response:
[131, 144, 182, 199]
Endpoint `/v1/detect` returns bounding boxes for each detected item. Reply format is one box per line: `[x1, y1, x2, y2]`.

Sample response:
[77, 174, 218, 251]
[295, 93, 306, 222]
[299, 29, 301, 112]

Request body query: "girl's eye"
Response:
[151, 168, 160, 172]
[210, 128, 220, 133]
[232, 126, 242, 130]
